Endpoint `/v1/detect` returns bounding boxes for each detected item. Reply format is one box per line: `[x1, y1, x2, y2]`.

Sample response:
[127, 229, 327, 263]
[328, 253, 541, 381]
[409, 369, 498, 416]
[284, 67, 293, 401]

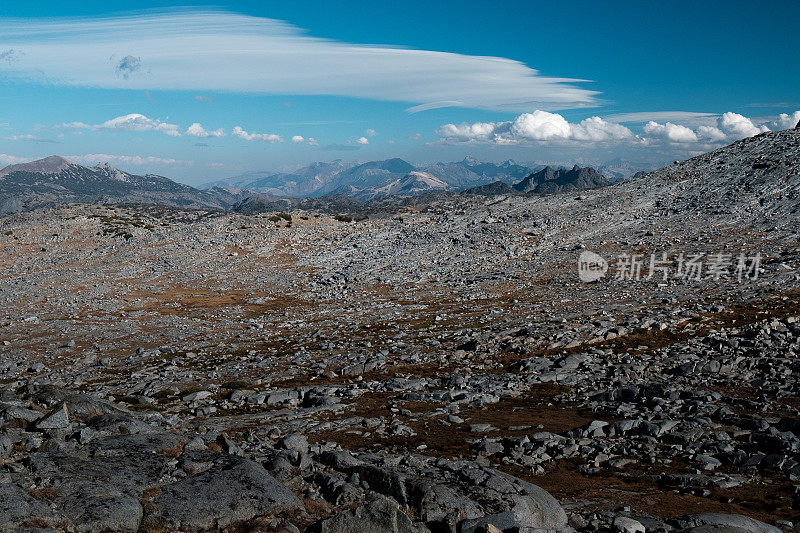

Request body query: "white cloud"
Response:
[355, 136, 369, 145]
[643, 111, 795, 145]
[186, 122, 224, 138]
[0, 154, 27, 165]
[365, 128, 376, 137]
[5, 134, 37, 141]
[59, 113, 180, 137]
[570, 116, 635, 141]
[510, 111, 572, 140]
[642, 121, 698, 143]
[232, 126, 282, 143]
[99, 114, 180, 136]
[66, 153, 188, 165]
[437, 122, 497, 142]
[717, 112, 769, 139]
[696, 125, 728, 142]
[436, 108, 799, 157]
[0, 11, 597, 112]
[407, 132, 422, 140]
[437, 110, 634, 145]
[767, 111, 800, 130]
[290, 135, 318, 146]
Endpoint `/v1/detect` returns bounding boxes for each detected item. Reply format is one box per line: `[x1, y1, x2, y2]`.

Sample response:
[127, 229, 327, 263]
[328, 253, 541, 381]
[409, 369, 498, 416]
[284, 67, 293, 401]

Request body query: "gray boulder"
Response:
[144, 456, 303, 530]
[0, 484, 57, 530]
[311, 497, 429, 533]
[57, 483, 143, 533]
[672, 513, 781, 533]
[460, 479, 569, 533]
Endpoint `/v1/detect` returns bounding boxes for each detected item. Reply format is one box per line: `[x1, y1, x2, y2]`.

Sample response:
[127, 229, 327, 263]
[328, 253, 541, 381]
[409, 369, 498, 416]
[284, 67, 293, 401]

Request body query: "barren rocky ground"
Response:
[0, 130, 799, 532]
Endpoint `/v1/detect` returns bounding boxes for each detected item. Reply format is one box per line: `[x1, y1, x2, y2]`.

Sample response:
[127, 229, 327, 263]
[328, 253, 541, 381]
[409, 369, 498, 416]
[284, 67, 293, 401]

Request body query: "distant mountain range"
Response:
[0, 155, 630, 215]
[202, 157, 552, 199]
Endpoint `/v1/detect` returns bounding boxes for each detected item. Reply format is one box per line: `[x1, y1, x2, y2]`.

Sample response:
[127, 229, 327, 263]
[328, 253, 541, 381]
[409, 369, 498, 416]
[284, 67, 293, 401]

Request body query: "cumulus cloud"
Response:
[186, 122, 224, 138]
[696, 125, 728, 142]
[767, 111, 800, 130]
[291, 135, 304, 143]
[642, 121, 698, 143]
[365, 128, 376, 137]
[407, 132, 422, 140]
[0, 11, 597, 112]
[437, 109, 799, 147]
[355, 136, 369, 145]
[718, 112, 769, 139]
[570, 116, 636, 142]
[437, 110, 634, 145]
[99, 114, 180, 136]
[643, 112, 775, 144]
[66, 153, 188, 165]
[232, 126, 282, 143]
[510, 111, 571, 140]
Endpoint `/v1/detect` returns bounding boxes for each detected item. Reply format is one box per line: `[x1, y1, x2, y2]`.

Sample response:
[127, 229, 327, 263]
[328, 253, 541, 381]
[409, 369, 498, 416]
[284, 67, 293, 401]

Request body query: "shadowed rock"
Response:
[143, 455, 304, 530]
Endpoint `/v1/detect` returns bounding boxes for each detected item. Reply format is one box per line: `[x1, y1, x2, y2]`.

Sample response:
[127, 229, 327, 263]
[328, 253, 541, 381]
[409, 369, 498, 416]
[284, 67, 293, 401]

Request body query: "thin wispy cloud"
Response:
[0, 10, 598, 112]
[66, 153, 189, 166]
[602, 111, 717, 123]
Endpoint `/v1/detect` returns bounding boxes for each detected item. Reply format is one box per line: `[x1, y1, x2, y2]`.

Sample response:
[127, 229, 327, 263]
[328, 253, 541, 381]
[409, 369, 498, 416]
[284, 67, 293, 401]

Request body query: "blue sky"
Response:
[1, 1, 798, 184]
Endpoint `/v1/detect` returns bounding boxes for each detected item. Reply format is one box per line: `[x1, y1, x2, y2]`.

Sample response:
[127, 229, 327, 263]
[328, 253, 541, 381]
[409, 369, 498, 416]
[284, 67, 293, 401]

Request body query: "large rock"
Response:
[25, 384, 126, 421]
[29, 431, 186, 498]
[672, 513, 782, 533]
[57, 482, 143, 533]
[144, 456, 303, 530]
[0, 484, 58, 530]
[310, 497, 429, 533]
[460, 479, 569, 533]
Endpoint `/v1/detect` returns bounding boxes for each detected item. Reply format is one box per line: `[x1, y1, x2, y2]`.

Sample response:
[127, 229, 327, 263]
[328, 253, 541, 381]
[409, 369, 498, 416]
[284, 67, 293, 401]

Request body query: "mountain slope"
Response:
[354, 171, 449, 200]
[0, 156, 225, 214]
[627, 128, 800, 221]
[315, 158, 417, 196]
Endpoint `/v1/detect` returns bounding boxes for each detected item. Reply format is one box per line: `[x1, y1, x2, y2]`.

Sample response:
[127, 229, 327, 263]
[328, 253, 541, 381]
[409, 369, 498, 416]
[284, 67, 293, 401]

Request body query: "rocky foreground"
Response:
[1, 130, 799, 531]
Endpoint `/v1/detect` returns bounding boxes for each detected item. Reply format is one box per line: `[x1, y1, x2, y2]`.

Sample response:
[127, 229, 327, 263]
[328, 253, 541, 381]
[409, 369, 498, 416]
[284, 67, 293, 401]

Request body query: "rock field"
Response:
[0, 130, 799, 531]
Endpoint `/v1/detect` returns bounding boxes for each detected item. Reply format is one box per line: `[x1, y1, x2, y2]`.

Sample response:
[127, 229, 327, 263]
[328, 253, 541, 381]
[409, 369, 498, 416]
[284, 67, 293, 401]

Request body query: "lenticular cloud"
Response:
[0, 10, 597, 112]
